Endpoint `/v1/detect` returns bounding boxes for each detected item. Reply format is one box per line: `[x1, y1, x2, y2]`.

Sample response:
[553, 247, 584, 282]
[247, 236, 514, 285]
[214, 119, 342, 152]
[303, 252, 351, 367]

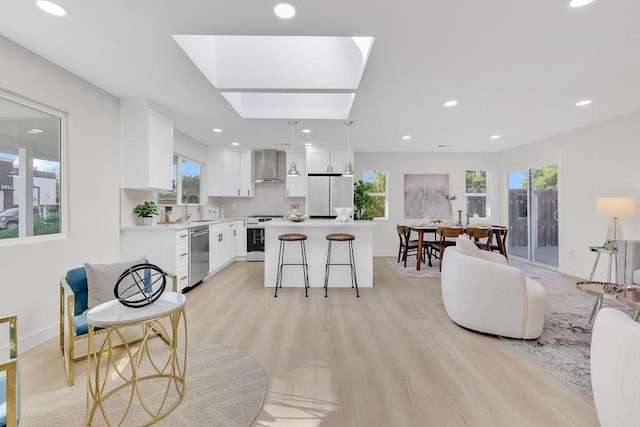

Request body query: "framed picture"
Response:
[404, 174, 450, 219]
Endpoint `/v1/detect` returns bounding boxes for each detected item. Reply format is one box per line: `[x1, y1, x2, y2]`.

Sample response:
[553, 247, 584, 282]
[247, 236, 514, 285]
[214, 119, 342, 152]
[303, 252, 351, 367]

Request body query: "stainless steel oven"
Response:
[246, 227, 265, 261]
[246, 216, 278, 261]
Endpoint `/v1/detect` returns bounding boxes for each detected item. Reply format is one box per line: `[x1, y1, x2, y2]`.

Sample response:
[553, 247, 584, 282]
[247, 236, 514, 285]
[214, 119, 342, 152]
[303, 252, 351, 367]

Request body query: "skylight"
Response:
[172, 35, 375, 90]
[220, 92, 355, 119]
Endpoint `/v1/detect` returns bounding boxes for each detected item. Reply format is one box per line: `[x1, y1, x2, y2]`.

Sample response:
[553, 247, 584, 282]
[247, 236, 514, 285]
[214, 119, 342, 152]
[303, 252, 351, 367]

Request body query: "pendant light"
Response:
[342, 120, 355, 177]
[287, 120, 301, 177]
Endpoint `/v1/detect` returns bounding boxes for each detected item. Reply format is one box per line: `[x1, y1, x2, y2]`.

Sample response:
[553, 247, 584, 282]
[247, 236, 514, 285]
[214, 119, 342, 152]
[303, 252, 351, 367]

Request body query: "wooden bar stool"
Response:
[275, 233, 309, 298]
[324, 233, 359, 298]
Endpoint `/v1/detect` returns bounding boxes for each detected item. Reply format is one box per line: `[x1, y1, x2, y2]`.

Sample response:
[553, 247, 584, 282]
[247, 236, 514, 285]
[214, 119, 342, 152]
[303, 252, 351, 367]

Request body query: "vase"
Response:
[141, 217, 153, 226]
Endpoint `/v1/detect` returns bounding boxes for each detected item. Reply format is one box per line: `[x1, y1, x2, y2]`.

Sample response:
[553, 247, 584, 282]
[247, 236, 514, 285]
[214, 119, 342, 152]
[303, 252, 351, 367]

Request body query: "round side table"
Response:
[86, 291, 187, 426]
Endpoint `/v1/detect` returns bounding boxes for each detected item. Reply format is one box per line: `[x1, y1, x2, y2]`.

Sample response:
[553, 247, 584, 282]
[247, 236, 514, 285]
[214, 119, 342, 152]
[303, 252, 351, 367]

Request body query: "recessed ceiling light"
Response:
[444, 100, 458, 107]
[231, 142, 240, 146]
[305, 142, 312, 146]
[569, 0, 596, 8]
[302, 129, 311, 133]
[213, 128, 223, 133]
[36, 0, 67, 16]
[28, 128, 44, 133]
[274, 2, 296, 19]
[402, 135, 411, 140]
[575, 99, 592, 106]
[490, 135, 501, 140]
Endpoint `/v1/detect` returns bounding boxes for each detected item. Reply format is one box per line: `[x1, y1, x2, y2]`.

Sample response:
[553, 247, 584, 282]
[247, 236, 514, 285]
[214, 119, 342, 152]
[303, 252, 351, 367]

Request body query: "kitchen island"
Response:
[263, 219, 376, 288]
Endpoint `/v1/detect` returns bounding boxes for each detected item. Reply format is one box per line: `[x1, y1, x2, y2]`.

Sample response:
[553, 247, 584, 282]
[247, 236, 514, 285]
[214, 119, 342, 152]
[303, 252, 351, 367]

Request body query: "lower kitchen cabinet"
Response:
[122, 228, 190, 292]
[235, 220, 247, 256]
[209, 221, 237, 273]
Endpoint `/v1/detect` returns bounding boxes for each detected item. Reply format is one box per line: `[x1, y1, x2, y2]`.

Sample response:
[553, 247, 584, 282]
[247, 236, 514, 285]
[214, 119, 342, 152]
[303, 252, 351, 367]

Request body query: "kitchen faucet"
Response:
[184, 192, 200, 221]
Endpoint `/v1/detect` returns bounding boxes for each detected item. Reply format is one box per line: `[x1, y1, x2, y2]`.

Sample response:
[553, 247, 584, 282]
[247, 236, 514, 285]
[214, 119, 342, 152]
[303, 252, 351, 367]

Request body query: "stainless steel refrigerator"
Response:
[306, 174, 353, 217]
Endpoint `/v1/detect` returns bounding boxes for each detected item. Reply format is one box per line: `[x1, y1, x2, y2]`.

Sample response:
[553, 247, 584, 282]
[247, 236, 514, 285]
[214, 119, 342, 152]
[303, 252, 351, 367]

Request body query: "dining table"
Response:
[408, 224, 508, 270]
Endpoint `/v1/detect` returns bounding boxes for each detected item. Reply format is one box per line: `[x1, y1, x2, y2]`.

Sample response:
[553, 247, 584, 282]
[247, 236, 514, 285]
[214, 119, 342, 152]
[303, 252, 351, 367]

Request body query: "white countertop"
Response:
[262, 219, 376, 227]
[121, 218, 242, 231]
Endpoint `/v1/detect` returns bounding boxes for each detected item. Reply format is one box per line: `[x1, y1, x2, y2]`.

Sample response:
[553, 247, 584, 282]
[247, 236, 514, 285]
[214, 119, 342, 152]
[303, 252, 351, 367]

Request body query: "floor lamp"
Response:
[595, 197, 638, 251]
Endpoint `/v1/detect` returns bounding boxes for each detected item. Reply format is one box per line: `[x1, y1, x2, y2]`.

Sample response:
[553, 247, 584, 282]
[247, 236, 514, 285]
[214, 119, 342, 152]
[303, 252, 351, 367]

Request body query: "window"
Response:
[363, 169, 388, 219]
[465, 170, 488, 218]
[0, 93, 62, 240]
[158, 155, 202, 205]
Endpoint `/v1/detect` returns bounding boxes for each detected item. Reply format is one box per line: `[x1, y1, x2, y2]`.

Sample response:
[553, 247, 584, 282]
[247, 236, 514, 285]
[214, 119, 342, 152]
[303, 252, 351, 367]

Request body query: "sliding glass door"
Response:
[508, 164, 558, 267]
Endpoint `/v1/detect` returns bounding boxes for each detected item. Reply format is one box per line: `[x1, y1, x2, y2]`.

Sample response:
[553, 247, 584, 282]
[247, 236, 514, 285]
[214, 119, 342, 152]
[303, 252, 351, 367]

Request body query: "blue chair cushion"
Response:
[0, 364, 21, 427]
[66, 267, 88, 316]
[74, 314, 89, 336]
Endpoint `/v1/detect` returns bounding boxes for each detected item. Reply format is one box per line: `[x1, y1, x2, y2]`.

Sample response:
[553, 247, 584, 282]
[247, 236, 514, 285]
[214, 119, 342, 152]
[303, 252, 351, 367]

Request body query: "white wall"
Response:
[499, 110, 640, 280]
[0, 36, 123, 351]
[354, 151, 503, 257]
[174, 130, 207, 163]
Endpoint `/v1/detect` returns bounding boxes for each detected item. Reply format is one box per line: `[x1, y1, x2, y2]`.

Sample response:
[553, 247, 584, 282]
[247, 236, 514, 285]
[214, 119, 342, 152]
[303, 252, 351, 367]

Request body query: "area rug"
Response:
[21, 343, 266, 427]
[501, 292, 634, 405]
[385, 257, 441, 278]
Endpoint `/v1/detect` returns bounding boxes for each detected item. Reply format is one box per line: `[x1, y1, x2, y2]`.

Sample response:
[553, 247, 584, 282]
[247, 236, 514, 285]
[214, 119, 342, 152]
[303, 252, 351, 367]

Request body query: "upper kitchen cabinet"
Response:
[305, 148, 352, 174]
[285, 151, 306, 197]
[208, 147, 254, 197]
[121, 99, 174, 190]
[240, 151, 254, 197]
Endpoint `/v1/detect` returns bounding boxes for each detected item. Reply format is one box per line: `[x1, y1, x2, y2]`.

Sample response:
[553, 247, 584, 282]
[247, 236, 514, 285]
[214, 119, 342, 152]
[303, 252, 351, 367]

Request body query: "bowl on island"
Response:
[284, 212, 309, 222]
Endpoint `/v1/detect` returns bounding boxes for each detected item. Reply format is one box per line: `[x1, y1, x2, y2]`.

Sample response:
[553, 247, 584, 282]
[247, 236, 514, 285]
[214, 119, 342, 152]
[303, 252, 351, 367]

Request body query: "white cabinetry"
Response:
[235, 220, 247, 256]
[208, 148, 254, 197]
[240, 152, 254, 197]
[121, 99, 174, 190]
[305, 148, 352, 174]
[285, 151, 306, 197]
[121, 228, 190, 292]
[209, 221, 237, 273]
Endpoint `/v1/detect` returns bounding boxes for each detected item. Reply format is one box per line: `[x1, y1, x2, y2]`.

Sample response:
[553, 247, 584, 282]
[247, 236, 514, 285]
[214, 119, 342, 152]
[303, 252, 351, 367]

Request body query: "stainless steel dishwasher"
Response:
[189, 225, 209, 288]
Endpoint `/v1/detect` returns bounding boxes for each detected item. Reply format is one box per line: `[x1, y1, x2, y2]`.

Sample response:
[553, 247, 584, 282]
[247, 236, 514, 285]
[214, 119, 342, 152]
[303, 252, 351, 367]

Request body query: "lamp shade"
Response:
[595, 197, 638, 218]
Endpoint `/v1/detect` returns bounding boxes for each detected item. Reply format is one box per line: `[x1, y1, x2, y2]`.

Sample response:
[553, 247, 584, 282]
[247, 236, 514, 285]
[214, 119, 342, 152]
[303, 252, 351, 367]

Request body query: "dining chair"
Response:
[465, 226, 492, 251]
[489, 226, 509, 259]
[428, 226, 463, 271]
[396, 225, 426, 267]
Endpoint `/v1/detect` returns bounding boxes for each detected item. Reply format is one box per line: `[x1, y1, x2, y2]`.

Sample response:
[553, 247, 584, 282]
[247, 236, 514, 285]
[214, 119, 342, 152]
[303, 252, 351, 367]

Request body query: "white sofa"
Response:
[441, 236, 546, 339]
[591, 307, 640, 427]
[616, 240, 640, 285]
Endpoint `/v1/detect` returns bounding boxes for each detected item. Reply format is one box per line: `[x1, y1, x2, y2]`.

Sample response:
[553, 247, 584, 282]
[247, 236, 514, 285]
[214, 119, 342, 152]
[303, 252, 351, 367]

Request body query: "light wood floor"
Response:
[21, 258, 599, 426]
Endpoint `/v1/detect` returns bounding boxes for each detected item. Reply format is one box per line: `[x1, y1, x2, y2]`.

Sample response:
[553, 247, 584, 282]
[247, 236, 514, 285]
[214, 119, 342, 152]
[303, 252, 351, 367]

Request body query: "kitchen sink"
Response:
[189, 219, 213, 223]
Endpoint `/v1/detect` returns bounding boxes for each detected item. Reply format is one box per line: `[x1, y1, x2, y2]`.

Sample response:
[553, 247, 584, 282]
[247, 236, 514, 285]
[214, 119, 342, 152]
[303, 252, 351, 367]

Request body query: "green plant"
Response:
[133, 201, 160, 218]
[353, 180, 374, 220]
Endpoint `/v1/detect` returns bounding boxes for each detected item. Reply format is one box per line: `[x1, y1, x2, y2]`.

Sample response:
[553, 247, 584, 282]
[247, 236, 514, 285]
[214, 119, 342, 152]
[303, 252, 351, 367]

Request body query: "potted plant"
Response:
[133, 201, 159, 226]
[353, 180, 374, 220]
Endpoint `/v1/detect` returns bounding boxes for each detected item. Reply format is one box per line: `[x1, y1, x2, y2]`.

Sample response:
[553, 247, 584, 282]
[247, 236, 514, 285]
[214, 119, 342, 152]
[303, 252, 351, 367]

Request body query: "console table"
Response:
[86, 292, 187, 425]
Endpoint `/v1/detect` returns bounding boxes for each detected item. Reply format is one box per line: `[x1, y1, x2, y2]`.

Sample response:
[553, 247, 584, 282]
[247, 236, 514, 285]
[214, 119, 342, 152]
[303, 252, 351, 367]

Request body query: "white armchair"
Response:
[591, 307, 640, 427]
[616, 240, 640, 285]
[441, 236, 546, 339]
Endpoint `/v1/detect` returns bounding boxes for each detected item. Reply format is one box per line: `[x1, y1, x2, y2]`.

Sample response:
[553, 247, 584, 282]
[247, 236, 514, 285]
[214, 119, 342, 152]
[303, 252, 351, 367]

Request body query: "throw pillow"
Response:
[455, 235, 480, 257]
[84, 257, 146, 311]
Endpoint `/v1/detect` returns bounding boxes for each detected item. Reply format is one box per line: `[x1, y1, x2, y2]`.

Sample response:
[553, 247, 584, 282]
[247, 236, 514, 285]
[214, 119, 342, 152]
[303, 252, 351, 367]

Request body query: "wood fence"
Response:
[509, 189, 558, 248]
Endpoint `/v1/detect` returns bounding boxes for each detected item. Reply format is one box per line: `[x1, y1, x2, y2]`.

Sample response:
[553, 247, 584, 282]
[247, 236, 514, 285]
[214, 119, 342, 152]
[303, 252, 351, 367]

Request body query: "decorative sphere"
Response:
[114, 263, 167, 308]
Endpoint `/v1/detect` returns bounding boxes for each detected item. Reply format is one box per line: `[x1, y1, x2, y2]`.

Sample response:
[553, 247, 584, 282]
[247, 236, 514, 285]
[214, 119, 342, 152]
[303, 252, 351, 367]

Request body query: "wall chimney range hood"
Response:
[253, 149, 283, 183]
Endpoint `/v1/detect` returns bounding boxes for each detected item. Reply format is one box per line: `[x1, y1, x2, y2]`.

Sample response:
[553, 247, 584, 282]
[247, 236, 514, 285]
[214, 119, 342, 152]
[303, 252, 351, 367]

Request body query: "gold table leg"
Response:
[87, 307, 188, 426]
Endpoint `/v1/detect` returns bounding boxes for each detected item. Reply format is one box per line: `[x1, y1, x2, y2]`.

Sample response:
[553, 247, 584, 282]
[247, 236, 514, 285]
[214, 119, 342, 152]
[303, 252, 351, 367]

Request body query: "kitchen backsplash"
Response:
[211, 183, 305, 218]
[120, 185, 305, 227]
